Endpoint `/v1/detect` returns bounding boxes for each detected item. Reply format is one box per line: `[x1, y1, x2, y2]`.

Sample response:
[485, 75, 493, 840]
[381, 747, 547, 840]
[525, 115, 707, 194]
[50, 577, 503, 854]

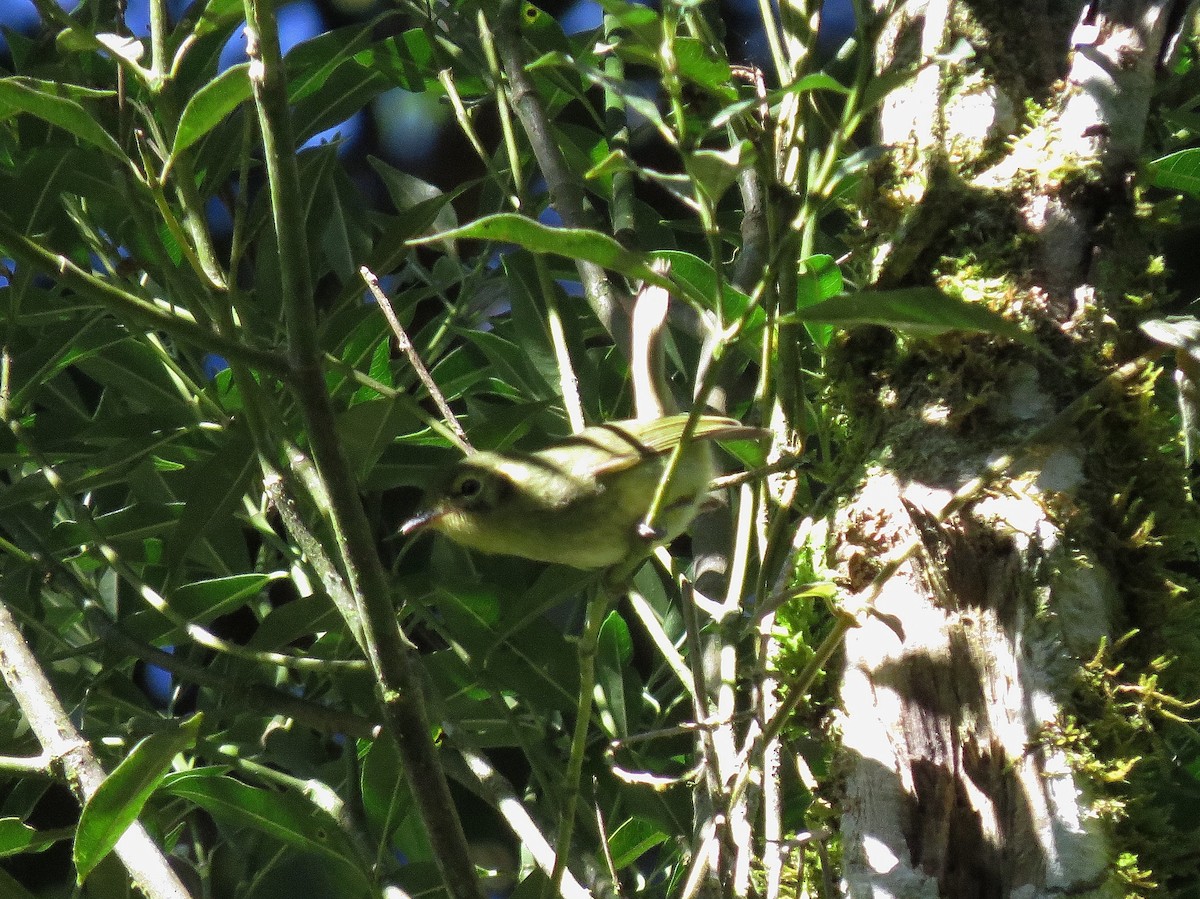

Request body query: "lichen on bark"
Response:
[824, 1, 1197, 895]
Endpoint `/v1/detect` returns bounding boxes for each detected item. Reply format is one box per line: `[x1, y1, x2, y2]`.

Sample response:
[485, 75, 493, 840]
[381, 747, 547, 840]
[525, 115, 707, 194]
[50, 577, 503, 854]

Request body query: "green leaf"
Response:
[795, 254, 843, 347]
[185, 0, 245, 41]
[597, 0, 660, 44]
[161, 425, 257, 579]
[368, 157, 459, 237]
[72, 339, 199, 426]
[673, 37, 733, 96]
[249, 594, 340, 651]
[285, 22, 377, 102]
[338, 396, 418, 481]
[775, 72, 851, 97]
[410, 213, 677, 295]
[796, 254, 843, 306]
[286, 28, 392, 141]
[652, 251, 764, 335]
[169, 573, 273, 618]
[56, 28, 145, 62]
[161, 770, 370, 887]
[0, 818, 63, 856]
[608, 817, 668, 869]
[0, 78, 123, 158]
[463, 328, 557, 402]
[501, 251, 559, 349]
[1148, 148, 1200, 198]
[353, 29, 445, 93]
[52, 503, 181, 553]
[124, 573, 274, 643]
[0, 866, 39, 898]
[690, 140, 756, 205]
[359, 736, 423, 858]
[717, 432, 770, 471]
[784, 286, 1035, 346]
[859, 60, 923, 114]
[597, 611, 634, 739]
[519, 2, 571, 53]
[74, 715, 203, 883]
[319, 169, 357, 281]
[172, 63, 252, 157]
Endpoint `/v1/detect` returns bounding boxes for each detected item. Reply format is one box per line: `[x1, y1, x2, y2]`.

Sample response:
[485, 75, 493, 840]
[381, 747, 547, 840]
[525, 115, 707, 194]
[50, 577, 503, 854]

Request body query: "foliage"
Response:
[0, 0, 1184, 897]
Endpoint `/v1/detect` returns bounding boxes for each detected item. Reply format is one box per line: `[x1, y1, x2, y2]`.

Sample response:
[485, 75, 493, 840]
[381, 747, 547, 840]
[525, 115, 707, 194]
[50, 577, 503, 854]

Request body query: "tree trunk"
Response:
[833, 2, 1188, 895]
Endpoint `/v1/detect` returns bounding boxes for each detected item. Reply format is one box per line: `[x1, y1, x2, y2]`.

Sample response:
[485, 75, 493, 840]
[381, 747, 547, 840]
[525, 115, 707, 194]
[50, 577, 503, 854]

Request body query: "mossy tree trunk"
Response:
[828, 1, 1194, 894]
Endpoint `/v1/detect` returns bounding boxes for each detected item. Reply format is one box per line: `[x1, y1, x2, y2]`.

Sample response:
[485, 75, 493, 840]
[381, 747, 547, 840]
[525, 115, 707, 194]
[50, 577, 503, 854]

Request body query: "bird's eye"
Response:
[456, 476, 483, 498]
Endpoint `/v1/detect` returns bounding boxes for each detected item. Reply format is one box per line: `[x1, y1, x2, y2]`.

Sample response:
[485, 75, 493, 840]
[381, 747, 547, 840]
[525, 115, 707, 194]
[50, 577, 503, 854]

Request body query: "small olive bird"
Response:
[401, 414, 765, 569]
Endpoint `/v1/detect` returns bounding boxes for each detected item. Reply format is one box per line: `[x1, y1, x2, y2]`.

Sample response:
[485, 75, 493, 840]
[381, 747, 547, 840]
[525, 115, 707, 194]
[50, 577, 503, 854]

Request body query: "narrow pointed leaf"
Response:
[172, 63, 252, 157]
[409, 214, 677, 294]
[74, 715, 203, 882]
[0, 78, 122, 158]
[784, 287, 1036, 347]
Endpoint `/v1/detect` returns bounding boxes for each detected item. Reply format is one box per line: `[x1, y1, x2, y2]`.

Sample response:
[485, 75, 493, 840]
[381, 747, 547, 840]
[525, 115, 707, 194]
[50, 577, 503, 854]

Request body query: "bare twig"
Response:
[594, 777, 622, 895]
[360, 266, 473, 453]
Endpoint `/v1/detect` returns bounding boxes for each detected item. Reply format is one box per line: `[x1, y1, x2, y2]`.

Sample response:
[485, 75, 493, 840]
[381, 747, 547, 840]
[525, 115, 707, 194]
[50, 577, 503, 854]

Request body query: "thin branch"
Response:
[602, 11, 636, 241]
[262, 467, 365, 650]
[360, 266, 473, 453]
[0, 599, 193, 899]
[0, 753, 53, 774]
[0, 221, 287, 377]
[447, 747, 594, 899]
[83, 605, 376, 739]
[490, 0, 626, 344]
[543, 586, 612, 899]
[241, 4, 481, 898]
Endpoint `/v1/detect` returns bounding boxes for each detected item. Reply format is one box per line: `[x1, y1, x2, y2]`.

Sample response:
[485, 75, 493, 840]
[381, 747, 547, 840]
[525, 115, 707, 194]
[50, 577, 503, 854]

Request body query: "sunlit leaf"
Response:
[0, 819, 63, 857]
[0, 78, 122, 158]
[1148, 148, 1200, 198]
[409, 214, 674, 294]
[608, 817, 668, 869]
[74, 715, 203, 883]
[784, 286, 1036, 347]
[172, 64, 251, 157]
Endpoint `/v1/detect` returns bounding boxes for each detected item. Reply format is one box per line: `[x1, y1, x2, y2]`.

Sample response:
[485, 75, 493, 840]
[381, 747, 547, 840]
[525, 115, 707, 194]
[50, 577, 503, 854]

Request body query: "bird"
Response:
[401, 414, 767, 569]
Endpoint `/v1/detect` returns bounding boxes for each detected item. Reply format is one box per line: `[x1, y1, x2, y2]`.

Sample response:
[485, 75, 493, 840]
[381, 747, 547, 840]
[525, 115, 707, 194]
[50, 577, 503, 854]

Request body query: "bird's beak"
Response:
[400, 507, 444, 536]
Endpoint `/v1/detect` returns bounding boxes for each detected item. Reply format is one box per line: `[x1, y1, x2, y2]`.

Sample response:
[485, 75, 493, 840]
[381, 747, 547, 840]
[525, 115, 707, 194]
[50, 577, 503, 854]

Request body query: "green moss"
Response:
[1052, 357, 1200, 895]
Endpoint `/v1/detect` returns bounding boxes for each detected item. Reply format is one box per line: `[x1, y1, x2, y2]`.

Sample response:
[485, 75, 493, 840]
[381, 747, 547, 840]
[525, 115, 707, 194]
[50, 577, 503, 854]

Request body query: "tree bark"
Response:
[833, 2, 1184, 895]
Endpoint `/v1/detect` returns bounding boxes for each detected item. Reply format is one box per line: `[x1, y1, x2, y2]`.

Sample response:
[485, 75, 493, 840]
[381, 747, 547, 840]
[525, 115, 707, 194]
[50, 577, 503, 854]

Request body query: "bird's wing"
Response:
[583, 416, 768, 476]
[614, 416, 768, 451]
